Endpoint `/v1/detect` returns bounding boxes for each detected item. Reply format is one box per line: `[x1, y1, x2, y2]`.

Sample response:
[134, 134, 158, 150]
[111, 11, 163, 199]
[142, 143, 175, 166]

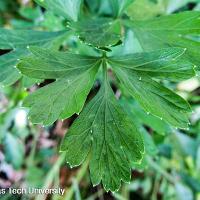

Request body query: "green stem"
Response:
[121, 184, 129, 200]
[85, 189, 104, 200]
[147, 156, 175, 184]
[26, 126, 40, 167]
[63, 159, 89, 200]
[35, 153, 65, 200]
[113, 193, 128, 200]
[151, 173, 161, 200]
[102, 58, 107, 78]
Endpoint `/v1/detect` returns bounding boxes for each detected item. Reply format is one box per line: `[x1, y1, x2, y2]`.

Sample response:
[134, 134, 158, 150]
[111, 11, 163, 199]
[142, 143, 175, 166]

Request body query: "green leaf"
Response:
[109, 0, 134, 17]
[60, 77, 144, 192]
[120, 98, 158, 155]
[19, 6, 42, 21]
[34, 0, 82, 21]
[0, 28, 65, 49]
[112, 68, 191, 128]
[126, 0, 164, 20]
[141, 128, 157, 156]
[120, 98, 171, 135]
[109, 47, 195, 81]
[41, 11, 65, 31]
[0, 29, 66, 85]
[126, 11, 200, 69]
[22, 76, 42, 88]
[71, 18, 121, 48]
[0, 49, 26, 86]
[18, 47, 101, 125]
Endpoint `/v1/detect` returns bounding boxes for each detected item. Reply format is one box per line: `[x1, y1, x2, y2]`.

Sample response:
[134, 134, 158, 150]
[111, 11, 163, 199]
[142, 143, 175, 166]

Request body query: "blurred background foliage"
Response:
[0, 0, 200, 199]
